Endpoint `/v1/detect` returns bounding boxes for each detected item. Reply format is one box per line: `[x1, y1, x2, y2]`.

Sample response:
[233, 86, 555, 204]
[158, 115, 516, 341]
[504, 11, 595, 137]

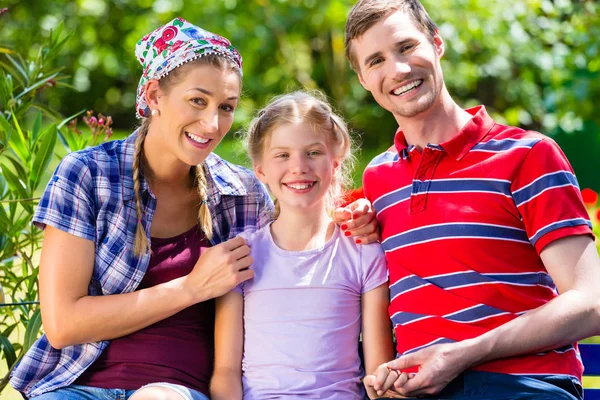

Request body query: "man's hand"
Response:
[333, 198, 379, 244]
[384, 342, 474, 397]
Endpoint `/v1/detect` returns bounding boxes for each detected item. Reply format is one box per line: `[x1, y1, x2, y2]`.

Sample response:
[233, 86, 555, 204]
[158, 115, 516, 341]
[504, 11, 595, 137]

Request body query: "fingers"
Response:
[354, 231, 380, 245]
[363, 374, 378, 399]
[222, 236, 247, 250]
[378, 369, 399, 397]
[373, 363, 392, 391]
[236, 267, 254, 285]
[393, 372, 411, 389]
[333, 207, 353, 224]
[387, 352, 418, 371]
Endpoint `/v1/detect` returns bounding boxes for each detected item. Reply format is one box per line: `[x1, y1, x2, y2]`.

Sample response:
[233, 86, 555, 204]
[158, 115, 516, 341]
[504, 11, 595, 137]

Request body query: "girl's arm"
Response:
[361, 283, 395, 399]
[210, 291, 244, 400]
[40, 226, 253, 349]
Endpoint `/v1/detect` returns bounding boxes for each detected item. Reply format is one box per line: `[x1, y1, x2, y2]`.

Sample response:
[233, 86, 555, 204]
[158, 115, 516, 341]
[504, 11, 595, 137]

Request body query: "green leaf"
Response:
[30, 124, 57, 189]
[31, 111, 42, 144]
[0, 173, 7, 199]
[14, 71, 60, 101]
[4, 54, 28, 82]
[0, 334, 17, 369]
[23, 309, 42, 353]
[57, 109, 86, 130]
[4, 155, 28, 183]
[8, 112, 30, 164]
[0, 163, 29, 200]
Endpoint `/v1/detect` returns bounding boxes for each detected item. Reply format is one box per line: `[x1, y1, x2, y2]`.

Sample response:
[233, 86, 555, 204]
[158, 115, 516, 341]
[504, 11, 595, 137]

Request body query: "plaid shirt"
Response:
[10, 132, 273, 397]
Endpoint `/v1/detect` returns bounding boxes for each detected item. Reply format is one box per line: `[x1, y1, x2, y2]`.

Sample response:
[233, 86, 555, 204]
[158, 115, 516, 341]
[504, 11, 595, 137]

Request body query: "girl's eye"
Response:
[308, 151, 321, 157]
[191, 98, 206, 106]
[276, 153, 289, 158]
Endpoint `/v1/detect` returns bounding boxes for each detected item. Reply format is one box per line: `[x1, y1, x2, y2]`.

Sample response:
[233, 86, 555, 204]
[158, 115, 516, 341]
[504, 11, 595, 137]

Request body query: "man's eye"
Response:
[370, 58, 383, 66]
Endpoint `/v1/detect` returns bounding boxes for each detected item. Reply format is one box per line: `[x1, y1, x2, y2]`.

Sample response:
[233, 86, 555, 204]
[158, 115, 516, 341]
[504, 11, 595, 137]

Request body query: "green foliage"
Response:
[1, 0, 599, 188]
[0, 15, 112, 392]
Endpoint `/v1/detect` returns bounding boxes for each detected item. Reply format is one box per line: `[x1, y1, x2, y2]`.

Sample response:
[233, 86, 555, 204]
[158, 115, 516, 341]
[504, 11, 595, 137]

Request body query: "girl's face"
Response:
[150, 63, 241, 167]
[254, 121, 340, 216]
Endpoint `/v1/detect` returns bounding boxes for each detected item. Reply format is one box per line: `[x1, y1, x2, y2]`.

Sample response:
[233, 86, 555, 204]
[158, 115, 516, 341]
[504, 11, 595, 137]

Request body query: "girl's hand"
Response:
[364, 370, 411, 398]
[334, 198, 379, 244]
[183, 236, 254, 302]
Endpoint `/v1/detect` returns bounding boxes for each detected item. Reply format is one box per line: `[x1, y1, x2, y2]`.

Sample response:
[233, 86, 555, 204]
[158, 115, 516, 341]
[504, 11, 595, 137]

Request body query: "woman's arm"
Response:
[361, 283, 395, 399]
[40, 226, 254, 349]
[210, 291, 244, 400]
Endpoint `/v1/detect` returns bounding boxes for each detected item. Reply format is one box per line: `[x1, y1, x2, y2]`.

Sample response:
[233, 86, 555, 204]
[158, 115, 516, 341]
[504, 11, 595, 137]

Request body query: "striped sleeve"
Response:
[32, 152, 96, 241]
[510, 137, 593, 253]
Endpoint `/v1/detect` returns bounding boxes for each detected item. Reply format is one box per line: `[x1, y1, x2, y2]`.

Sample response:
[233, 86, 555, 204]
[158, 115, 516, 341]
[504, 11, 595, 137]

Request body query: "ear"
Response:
[332, 158, 341, 174]
[144, 79, 162, 112]
[433, 29, 445, 58]
[254, 163, 268, 185]
[357, 71, 369, 91]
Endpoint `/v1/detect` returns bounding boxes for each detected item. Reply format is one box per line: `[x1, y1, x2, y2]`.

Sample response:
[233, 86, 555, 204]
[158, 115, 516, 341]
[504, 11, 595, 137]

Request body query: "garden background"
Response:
[1, 0, 599, 398]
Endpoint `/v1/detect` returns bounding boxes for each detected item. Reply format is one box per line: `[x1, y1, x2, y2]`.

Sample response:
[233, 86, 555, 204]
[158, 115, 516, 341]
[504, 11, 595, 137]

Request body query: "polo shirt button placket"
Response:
[410, 148, 441, 214]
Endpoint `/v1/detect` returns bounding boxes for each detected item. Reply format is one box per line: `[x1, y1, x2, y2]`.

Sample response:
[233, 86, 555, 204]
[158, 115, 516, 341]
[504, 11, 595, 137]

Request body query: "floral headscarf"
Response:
[135, 17, 242, 118]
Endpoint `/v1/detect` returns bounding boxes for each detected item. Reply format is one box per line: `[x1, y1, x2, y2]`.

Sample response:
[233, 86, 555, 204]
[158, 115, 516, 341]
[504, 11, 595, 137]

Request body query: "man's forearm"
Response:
[465, 288, 600, 367]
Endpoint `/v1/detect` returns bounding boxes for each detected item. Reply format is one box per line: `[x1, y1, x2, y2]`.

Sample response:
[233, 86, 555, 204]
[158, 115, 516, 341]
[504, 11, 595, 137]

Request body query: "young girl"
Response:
[210, 91, 394, 399]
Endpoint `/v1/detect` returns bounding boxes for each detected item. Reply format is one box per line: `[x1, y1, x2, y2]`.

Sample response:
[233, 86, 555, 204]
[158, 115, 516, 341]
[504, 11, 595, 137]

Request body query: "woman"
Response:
[9, 18, 376, 400]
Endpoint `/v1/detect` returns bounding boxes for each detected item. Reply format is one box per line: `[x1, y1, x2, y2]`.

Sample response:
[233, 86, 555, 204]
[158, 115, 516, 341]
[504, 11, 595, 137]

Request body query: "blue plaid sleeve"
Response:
[33, 152, 97, 242]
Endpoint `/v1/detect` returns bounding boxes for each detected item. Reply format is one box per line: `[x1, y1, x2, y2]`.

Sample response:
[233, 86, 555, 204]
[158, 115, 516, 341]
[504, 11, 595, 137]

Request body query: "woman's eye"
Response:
[400, 44, 414, 53]
[220, 104, 235, 112]
[276, 153, 289, 158]
[191, 98, 205, 106]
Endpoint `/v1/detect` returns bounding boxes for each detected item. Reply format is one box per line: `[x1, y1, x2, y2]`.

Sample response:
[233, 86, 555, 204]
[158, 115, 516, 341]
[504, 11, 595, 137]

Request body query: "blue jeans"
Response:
[32, 383, 210, 400]
[376, 371, 582, 400]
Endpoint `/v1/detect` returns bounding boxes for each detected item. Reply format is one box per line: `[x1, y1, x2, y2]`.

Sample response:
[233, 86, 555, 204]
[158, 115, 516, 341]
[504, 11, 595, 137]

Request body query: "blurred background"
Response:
[1, 0, 599, 188]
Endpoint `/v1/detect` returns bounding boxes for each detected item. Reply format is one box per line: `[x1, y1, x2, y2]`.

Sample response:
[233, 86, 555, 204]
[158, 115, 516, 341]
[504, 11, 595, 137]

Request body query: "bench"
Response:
[582, 343, 600, 400]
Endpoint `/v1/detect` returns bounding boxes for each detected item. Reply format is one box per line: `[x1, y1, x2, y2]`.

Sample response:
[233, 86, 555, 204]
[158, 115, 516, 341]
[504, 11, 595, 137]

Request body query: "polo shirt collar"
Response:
[122, 131, 247, 202]
[393, 105, 495, 161]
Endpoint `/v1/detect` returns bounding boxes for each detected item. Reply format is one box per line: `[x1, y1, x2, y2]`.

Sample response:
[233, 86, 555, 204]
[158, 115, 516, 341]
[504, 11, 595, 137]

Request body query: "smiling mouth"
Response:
[186, 131, 211, 144]
[284, 182, 316, 190]
[392, 79, 423, 96]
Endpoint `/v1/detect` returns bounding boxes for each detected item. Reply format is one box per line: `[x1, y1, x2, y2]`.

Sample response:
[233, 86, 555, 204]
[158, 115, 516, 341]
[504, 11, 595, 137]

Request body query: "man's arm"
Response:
[384, 234, 600, 397]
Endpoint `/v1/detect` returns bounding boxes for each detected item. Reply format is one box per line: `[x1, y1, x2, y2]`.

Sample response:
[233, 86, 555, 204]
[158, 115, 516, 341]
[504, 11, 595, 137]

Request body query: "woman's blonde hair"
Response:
[245, 90, 355, 219]
[132, 54, 241, 256]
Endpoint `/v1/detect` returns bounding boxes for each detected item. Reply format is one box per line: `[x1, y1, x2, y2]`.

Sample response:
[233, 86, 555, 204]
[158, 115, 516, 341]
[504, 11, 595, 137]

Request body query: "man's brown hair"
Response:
[344, 0, 438, 72]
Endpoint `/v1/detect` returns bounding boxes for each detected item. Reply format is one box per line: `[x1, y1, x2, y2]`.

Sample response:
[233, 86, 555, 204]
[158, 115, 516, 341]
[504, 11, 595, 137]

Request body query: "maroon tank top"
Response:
[75, 225, 214, 396]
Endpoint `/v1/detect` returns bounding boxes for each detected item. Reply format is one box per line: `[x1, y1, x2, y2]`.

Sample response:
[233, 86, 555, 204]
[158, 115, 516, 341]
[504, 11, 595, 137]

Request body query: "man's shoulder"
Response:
[365, 145, 399, 171]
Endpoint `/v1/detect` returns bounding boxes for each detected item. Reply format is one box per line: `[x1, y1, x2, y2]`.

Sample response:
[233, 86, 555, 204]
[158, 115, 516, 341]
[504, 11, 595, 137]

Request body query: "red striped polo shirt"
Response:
[363, 106, 593, 380]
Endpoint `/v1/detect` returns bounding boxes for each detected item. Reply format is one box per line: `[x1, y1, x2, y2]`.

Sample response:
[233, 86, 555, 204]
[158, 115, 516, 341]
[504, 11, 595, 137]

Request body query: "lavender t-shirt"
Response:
[234, 223, 388, 399]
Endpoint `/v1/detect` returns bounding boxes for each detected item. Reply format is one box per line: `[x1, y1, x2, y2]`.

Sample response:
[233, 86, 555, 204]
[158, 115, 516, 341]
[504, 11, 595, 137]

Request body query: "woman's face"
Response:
[149, 63, 241, 167]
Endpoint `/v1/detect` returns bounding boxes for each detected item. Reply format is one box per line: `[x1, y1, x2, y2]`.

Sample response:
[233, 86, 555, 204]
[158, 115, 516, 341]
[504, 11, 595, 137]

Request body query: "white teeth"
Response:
[286, 183, 314, 190]
[393, 80, 422, 95]
[186, 131, 210, 144]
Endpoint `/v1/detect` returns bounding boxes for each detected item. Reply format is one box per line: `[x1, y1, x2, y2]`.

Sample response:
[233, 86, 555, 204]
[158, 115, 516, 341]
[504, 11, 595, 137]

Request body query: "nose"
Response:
[391, 55, 411, 78]
[200, 110, 219, 135]
[290, 154, 309, 174]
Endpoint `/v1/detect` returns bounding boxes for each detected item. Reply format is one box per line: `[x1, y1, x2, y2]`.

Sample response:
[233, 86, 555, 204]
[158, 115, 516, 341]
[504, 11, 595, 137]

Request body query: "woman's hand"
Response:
[183, 236, 254, 302]
[334, 198, 379, 244]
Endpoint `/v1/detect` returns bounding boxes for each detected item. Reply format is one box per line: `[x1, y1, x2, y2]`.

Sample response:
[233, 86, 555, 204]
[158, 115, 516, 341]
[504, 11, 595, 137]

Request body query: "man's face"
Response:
[351, 10, 445, 119]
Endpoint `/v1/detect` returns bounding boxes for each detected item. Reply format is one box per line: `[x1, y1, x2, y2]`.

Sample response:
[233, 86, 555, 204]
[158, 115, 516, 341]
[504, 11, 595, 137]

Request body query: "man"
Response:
[344, 1, 600, 399]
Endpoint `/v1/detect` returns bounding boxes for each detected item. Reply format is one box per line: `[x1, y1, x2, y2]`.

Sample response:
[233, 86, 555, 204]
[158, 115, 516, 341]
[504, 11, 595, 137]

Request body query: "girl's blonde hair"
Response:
[245, 91, 355, 218]
[133, 54, 241, 256]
